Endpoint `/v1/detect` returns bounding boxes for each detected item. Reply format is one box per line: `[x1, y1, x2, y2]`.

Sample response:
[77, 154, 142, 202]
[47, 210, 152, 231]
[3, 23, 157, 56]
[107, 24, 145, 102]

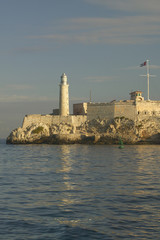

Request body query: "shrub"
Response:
[32, 126, 44, 134]
[120, 116, 125, 120]
[137, 124, 143, 129]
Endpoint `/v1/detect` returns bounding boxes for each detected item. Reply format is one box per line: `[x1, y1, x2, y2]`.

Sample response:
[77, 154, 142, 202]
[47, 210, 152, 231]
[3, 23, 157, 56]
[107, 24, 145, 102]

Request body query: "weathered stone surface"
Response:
[6, 117, 160, 144]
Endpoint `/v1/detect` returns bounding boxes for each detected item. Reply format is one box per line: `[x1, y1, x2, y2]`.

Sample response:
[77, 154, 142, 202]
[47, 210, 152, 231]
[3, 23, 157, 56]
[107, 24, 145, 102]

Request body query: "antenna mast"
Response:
[89, 90, 92, 103]
[147, 60, 149, 101]
[140, 59, 156, 101]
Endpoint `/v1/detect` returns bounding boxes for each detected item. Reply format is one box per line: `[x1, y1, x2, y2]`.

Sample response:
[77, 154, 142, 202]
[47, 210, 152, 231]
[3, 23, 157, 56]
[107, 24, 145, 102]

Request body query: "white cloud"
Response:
[28, 16, 160, 45]
[0, 84, 57, 103]
[11, 46, 49, 54]
[6, 84, 33, 90]
[121, 66, 140, 70]
[0, 95, 31, 102]
[84, 76, 115, 83]
[150, 65, 160, 69]
[70, 96, 88, 101]
[85, 0, 160, 14]
[0, 94, 55, 103]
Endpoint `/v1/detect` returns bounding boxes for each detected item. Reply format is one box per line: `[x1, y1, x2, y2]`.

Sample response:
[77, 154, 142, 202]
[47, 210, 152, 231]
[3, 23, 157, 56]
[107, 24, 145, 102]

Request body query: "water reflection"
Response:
[58, 145, 78, 206]
[56, 145, 84, 228]
[58, 145, 73, 174]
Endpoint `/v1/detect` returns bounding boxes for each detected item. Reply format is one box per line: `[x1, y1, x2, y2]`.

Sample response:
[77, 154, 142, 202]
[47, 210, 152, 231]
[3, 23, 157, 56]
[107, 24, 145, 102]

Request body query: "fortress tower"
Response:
[59, 73, 69, 116]
[130, 91, 144, 101]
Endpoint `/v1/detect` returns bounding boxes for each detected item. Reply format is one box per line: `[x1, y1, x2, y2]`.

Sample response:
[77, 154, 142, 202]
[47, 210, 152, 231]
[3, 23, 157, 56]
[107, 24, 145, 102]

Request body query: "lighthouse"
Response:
[59, 73, 69, 116]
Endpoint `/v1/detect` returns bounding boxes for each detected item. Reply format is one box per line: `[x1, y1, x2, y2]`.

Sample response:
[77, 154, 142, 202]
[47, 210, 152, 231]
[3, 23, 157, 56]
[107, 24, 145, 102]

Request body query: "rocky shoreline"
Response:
[6, 117, 160, 144]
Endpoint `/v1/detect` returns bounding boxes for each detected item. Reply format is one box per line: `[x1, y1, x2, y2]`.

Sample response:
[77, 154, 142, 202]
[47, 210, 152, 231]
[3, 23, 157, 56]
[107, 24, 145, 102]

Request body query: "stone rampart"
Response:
[87, 101, 136, 120]
[136, 101, 160, 120]
[114, 101, 136, 120]
[87, 103, 114, 120]
[22, 114, 87, 129]
[86, 100, 160, 121]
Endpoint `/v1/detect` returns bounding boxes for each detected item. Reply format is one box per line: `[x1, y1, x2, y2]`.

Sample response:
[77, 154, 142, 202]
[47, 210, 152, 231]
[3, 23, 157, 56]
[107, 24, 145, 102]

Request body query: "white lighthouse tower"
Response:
[59, 73, 69, 116]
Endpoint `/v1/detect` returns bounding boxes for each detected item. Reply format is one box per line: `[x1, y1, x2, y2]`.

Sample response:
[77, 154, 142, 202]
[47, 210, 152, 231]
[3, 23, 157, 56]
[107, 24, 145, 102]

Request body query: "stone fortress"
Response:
[74, 91, 160, 121]
[22, 73, 160, 129]
[7, 73, 160, 144]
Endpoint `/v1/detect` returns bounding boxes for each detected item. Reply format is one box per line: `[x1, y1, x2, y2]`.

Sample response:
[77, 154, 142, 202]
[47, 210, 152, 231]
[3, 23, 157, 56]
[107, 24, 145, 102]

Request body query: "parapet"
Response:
[22, 114, 87, 129]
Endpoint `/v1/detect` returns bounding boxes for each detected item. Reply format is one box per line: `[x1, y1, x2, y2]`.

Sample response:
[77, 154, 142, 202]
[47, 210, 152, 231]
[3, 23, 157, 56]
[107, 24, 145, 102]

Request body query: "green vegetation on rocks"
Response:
[32, 126, 44, 134]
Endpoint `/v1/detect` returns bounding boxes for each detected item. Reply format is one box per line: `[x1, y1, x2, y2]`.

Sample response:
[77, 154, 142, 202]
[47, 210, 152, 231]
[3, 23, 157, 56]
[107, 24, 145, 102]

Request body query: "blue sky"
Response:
[0, 0, 160, 137]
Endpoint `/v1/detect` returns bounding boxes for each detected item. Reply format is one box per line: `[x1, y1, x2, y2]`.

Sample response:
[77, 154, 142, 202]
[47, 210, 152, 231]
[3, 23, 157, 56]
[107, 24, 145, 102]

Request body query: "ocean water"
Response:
[0, 142, 160, 240]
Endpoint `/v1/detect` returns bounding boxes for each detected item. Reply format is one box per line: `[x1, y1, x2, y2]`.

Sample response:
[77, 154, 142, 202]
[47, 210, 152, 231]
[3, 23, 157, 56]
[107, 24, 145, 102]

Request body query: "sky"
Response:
[0, 0, 160, 138]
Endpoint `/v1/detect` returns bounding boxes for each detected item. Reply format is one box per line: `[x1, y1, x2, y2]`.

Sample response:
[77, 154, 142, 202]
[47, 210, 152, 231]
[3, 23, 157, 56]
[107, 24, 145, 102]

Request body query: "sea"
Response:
[0, 141, 160, 240]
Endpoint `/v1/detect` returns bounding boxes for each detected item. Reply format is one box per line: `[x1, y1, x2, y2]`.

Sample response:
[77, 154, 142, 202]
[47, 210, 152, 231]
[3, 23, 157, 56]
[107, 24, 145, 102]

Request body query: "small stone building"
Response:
[130, 91, 144, 101]
[73, 103, 87, 115]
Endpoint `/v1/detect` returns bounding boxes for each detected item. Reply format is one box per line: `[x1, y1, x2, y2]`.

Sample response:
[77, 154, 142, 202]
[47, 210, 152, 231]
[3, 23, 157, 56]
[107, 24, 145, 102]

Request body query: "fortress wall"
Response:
[21, 101, 160, 130]
[70, 115, 87, 125]
[136, 101, 160, 120]
[22, 114, 87, 129]
[87, 101, 136, 121]
[87, 103, 114, 120]
[114, 101, 136, 120]
[87, 101, 160, 121]
[22, 115, 58, 128]
[73, 103, 87, 115]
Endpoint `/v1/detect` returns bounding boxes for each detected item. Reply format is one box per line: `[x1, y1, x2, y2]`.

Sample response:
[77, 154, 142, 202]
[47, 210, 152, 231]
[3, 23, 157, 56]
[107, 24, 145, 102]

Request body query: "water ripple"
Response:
[0, 144, 160, 239]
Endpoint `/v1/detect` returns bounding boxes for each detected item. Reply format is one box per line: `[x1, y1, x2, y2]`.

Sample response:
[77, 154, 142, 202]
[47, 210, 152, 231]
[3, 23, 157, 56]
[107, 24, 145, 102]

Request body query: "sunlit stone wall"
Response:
[22, 115, 87, 129]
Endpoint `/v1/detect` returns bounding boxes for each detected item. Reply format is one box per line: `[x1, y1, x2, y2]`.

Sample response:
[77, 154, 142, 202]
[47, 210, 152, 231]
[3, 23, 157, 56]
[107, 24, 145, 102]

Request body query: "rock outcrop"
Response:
[6, 117, 160, 144]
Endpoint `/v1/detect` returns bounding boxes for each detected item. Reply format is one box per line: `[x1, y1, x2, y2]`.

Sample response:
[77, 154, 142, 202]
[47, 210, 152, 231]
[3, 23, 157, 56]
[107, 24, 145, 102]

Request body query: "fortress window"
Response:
[145, 111, 147, 115]
[138, 111, 140, 115]
[153, 111, 155, 115]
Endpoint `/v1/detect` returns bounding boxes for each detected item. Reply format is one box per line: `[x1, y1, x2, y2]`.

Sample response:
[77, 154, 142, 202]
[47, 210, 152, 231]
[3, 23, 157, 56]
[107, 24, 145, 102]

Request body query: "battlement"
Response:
[22, 114, 87, 129]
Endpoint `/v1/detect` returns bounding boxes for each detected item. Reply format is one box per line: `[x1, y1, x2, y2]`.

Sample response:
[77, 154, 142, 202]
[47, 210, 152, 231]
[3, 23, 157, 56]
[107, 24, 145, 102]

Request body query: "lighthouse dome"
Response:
[61, 73, 67, 85]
